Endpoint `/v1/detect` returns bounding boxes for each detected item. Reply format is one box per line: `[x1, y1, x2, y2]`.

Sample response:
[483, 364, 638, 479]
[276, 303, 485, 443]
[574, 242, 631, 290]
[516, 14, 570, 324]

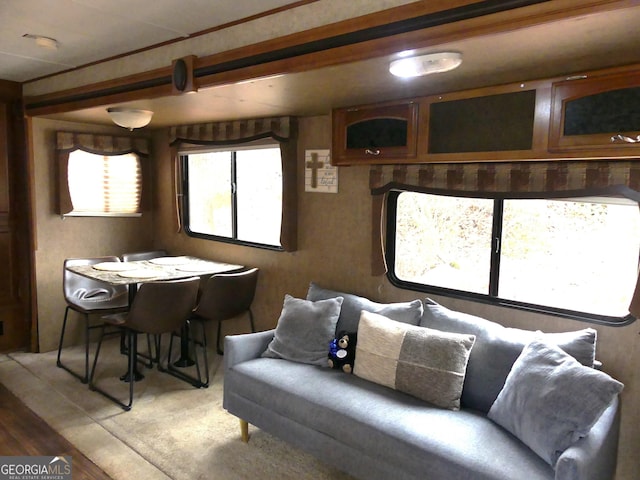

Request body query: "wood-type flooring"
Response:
[0, 382, 112, 479]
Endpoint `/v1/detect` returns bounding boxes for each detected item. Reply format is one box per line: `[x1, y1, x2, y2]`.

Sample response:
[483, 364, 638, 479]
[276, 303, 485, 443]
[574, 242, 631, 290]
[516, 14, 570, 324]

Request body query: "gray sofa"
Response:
[223, 286, 622, 480]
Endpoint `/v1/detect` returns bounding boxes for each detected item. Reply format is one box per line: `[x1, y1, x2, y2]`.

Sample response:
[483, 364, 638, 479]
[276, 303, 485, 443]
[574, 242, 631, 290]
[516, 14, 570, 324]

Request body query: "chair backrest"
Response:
[121, 250, 168, 262]
[63, 257, 128, 309]
[194, 268, 259, 322]
[127, 277, 200, 335]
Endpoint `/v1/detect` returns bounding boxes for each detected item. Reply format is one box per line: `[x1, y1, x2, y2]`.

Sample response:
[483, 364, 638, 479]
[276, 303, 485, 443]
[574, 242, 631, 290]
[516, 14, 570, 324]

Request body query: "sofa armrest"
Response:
[554, 396, 620, 480]
[224, 329, 275, 371]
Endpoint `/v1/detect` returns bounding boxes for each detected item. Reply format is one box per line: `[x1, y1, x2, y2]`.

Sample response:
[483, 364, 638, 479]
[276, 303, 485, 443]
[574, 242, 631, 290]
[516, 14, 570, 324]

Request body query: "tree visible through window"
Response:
[182, 145, 283, 249]
[389, 191, 640, 323]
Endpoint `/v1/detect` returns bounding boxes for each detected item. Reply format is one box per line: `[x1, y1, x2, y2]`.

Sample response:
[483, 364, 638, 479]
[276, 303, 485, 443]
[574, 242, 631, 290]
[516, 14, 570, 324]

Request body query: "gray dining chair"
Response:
[120, 250, 168, 358]
[57, 257, 129, 384]
[89, 277, 200, 411]
[169, 268, 258, 388]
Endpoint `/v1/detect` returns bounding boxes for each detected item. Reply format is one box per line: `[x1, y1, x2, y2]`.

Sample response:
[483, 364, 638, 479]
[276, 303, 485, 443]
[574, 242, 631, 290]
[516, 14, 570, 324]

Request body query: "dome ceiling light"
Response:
[389, 52, 463, 78]
[107, 107, 154, 130]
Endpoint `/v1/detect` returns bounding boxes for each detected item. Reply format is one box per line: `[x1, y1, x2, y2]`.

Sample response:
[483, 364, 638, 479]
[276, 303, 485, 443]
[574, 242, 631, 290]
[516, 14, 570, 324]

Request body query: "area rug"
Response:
[0, 339, 354, 480]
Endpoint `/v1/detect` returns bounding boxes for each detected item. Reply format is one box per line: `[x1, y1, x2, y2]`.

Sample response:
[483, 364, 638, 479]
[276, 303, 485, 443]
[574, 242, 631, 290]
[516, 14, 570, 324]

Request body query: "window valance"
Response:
[169, 116, 298, 251]
[169, 116, 293, 146]
[369, 160, 640, 194]
[56, 131, 150, 157]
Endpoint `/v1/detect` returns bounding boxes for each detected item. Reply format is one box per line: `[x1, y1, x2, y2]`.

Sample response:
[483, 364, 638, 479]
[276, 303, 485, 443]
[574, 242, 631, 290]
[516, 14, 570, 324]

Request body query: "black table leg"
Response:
[120, 331, 145, 382]
[120, 283, 139, 355]
[173, 322, 195, 367]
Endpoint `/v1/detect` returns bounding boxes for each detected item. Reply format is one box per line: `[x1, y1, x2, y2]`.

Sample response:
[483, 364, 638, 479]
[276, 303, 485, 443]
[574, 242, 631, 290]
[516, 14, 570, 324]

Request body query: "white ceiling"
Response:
[6, 1, 640, 128]
[1, 0, 301, 82]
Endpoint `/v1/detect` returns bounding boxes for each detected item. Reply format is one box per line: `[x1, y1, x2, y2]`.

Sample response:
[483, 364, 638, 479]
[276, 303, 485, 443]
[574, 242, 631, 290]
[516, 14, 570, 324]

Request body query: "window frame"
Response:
[180, 143, 285, 251]
[385, 186, 640, 326]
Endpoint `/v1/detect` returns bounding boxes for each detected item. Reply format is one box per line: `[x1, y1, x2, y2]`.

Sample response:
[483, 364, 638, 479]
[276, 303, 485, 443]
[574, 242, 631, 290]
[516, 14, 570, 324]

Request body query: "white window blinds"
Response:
[66, 151, 142, 215]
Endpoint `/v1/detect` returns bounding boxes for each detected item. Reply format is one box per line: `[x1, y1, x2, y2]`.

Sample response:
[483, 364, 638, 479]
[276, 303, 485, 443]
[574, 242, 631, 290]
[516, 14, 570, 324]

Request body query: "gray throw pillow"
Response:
[488, 339, 623, 466]
[307, 282, 423, 333]
[421, 299, 597, 413]
[354, 311, 475, 410]
[262, 294, 343, 366]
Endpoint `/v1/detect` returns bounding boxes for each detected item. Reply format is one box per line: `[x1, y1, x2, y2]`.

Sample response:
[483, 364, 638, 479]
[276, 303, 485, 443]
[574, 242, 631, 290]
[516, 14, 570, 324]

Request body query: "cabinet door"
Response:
[426, 89, 537, 154]
[332, 101, 418, 165]
[549, 71, 640, 151]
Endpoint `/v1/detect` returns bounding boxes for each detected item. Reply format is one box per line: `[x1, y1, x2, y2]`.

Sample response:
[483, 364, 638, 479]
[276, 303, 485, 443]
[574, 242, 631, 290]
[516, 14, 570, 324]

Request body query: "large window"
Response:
[182, 145, 283, 249]
[387, 190, 640, 324]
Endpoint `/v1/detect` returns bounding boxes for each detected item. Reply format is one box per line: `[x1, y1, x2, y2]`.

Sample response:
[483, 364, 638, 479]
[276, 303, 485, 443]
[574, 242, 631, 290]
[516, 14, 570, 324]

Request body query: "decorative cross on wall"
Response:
[304, 149, 337, 193]
[306, 152, 323, 188]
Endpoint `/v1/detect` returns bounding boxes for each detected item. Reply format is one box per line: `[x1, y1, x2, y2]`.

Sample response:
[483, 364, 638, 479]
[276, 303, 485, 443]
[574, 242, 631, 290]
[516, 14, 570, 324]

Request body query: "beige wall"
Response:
[152, 115, 639, 479]
[32, 118, 156, 353]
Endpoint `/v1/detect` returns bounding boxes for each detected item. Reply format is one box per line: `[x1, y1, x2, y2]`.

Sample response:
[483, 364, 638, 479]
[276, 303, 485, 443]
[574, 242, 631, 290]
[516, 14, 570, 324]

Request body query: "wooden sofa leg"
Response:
[240, 419, 249, 443]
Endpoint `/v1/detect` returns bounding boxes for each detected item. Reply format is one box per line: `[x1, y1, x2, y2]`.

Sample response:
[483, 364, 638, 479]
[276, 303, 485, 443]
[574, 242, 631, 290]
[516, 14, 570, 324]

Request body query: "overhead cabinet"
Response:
[331, 100, 419, 165]
[425, 88, 537, 154]
[331, 64, 640, 165]
[549, 69, 640, 152]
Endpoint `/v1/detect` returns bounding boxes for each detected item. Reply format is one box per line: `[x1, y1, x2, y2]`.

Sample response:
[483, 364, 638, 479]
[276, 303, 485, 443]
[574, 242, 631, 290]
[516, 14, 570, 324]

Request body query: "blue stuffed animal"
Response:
[328, 330, 357, 373]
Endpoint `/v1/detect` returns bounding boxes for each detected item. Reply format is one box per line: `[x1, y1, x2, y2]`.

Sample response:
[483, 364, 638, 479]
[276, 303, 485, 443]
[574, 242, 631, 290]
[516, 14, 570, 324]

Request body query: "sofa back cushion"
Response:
[421, 299, 597, 413]
[354, 310, 475, 410]
[307, 282, 423, 333]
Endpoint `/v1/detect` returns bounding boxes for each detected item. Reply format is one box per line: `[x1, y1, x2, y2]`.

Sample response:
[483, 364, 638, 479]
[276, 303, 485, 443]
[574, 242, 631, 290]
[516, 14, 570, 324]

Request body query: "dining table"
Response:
[66, 255, 245, 379]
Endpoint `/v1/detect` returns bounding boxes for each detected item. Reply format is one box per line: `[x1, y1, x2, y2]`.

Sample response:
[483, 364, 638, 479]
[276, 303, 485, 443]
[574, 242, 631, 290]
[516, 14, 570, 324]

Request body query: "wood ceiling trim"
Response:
[23, 0, 631, 117]
[21, 0, 545, 116]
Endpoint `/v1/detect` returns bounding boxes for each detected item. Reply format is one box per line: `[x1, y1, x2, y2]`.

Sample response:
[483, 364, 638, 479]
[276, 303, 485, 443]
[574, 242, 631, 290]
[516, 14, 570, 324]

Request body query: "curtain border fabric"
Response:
[169, 116, 297, 252]
[369, 161, 640, 194]
[169, 117, 292, 146]
[56, 131, 149, 157]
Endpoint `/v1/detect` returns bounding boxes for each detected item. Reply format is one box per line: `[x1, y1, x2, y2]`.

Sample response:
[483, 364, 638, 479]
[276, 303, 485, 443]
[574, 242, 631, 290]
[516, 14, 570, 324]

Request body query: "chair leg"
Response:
[56, 307, 91, 384]
[248, 309, 256, 333]
[215, 310, 254, 356]
[199, 320, 209, 387]
[89, 326, 134, 411]
[215, 320, 224, 356]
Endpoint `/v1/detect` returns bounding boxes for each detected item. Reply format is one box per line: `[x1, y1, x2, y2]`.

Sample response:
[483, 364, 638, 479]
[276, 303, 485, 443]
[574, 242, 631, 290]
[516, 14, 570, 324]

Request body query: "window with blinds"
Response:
[64, 150, 142, 216]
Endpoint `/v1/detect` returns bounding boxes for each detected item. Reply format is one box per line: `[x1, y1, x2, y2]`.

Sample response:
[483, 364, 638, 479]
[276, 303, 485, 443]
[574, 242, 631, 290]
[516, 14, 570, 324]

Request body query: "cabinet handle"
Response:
[611, 134, 640, 144]
[365, 148, 381, 155]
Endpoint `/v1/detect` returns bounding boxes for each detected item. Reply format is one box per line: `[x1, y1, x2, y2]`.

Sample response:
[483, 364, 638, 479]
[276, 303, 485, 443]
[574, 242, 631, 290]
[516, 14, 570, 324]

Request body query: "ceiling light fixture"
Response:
[23, 34, 59, 50]
[389, 52, 462, 78]
[107, 107, 154, 130]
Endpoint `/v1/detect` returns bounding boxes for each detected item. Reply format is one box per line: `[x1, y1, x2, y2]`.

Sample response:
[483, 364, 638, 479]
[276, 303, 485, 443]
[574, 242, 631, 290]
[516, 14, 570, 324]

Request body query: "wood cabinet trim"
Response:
[334, 65, 640, 165]
[549, 68, 640, 151]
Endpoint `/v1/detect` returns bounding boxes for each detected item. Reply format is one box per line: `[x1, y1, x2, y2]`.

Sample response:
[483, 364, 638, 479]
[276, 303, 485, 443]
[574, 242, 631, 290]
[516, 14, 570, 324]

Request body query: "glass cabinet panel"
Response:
[549, 70, 640, 151]
[332, 101, 418, 165]
[427, 90, 536, 154]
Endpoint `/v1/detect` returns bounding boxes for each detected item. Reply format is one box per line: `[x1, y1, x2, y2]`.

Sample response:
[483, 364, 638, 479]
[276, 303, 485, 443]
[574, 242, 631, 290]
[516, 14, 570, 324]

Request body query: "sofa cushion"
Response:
[262, 294, 343, 366]
[307, 282, 423, 333]
[226, 357, 556, 480]
[354, 311, 475, 410]
[421, 299, 597, 413]
[488, 340, 623, 466]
